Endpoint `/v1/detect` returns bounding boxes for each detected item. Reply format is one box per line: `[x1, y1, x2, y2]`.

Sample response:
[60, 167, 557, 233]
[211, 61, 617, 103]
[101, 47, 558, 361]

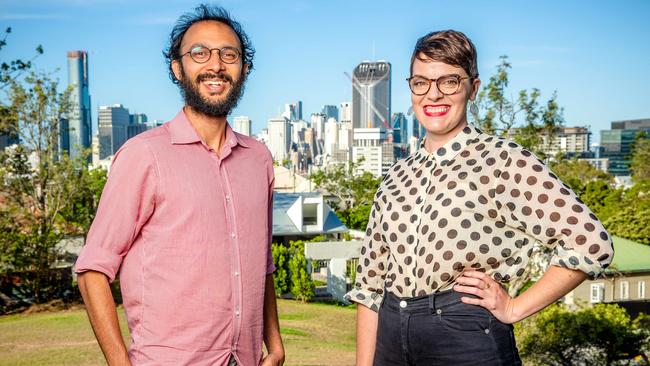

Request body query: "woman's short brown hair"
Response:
[410, 30, 478, 79]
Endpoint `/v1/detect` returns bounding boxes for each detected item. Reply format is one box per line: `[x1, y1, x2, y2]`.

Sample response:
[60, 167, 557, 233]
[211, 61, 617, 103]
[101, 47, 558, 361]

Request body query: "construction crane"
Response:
[344, 71, 393, 142]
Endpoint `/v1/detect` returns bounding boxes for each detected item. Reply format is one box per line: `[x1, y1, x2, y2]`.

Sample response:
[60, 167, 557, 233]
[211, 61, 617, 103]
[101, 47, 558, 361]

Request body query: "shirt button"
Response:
[234, 272, 240, 277]
[399, 300, 407, 308]
[231, 233, 236, 238]
[235, 310, 240, 316]
[436, 309, 442, 315]
[225, 195, 231, 201]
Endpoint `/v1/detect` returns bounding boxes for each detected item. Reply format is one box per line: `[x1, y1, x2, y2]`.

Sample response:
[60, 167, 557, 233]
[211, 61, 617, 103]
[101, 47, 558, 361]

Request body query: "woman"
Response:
[345, 30, 614, 366]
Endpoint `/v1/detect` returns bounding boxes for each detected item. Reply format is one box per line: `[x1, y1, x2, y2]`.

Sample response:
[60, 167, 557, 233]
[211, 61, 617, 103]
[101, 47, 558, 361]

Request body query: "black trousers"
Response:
[374, 290, 522, 366]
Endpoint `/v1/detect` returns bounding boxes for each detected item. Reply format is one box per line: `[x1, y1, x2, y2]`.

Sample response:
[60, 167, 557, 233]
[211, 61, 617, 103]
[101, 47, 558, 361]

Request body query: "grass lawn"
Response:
[0, 299, 356, 366]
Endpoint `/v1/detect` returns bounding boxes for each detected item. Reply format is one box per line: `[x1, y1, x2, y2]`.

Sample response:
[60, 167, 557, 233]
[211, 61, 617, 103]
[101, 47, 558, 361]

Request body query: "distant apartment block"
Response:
[540, 126, 591, 157]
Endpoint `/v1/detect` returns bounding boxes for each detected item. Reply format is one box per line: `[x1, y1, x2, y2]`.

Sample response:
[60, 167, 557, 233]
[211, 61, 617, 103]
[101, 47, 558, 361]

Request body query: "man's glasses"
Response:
[180, 46, 241, 64]
[406, 74, 471, 96]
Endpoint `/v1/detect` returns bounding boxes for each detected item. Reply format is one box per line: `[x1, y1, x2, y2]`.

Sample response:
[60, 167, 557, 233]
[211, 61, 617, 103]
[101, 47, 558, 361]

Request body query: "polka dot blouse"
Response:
[345, 125, 614, 311]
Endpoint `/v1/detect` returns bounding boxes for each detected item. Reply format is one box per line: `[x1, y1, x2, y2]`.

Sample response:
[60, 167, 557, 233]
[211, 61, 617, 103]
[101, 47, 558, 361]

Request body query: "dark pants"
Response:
[374, 290, 521, 366]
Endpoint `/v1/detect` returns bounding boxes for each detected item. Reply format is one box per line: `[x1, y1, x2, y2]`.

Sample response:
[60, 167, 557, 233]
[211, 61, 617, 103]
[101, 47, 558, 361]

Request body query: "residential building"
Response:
[539, 126, 591, 157]
[567, 236, 650, 317]
[272, 192, 348, 244]
[66, 50, 92, 159]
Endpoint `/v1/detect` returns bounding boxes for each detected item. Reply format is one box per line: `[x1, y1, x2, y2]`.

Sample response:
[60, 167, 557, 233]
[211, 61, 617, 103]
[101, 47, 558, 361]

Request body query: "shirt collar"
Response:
[168, 109, 250, 148]
[410, 124, 482, 172]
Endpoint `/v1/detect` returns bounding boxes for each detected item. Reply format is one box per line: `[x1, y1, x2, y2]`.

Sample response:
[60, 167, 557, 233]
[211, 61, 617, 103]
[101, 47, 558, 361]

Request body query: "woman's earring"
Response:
[470, 102, 479, 115]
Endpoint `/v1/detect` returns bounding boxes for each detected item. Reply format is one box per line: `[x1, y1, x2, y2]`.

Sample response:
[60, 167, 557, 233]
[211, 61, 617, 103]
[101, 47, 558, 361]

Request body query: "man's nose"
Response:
[204, 49, 225, 72]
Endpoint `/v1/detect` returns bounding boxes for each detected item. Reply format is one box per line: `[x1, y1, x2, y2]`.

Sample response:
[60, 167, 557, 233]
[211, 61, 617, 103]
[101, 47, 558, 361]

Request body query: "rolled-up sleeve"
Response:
[74, 139, 158, 281]
[495, 146, 614, 279]
[344, 189, 389, 311]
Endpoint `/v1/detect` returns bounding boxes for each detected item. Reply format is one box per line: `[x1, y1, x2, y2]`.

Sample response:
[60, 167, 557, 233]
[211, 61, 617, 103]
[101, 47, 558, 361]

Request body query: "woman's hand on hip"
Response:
[453, 270, 518, 324]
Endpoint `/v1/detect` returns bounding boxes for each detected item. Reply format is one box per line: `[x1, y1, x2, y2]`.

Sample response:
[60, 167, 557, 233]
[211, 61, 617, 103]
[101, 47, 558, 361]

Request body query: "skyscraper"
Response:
[352, 61, 391, 130]
[282, 102, 302, 121]
[310, 113, 326, 141]
[412, 115, 426, 142]
[339, 102, 351, 123]
[267, 116, 291, 162]
[391, 112, 408, 144]
[98, 104, 130, 159]
[321, 105, 339, 121]
[127, 112, 148, 140]
[351, 61, 394, 176]
[66, 50, 92, 159]
[233, 116, 252, 136]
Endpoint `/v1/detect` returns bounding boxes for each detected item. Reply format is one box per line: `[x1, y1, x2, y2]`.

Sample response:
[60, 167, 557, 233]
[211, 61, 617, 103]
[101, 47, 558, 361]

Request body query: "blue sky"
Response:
[1, 0, 649, 143]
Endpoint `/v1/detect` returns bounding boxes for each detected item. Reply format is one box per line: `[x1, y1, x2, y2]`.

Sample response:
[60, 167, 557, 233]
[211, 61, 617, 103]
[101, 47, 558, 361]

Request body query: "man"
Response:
[75, 4, 285, 366]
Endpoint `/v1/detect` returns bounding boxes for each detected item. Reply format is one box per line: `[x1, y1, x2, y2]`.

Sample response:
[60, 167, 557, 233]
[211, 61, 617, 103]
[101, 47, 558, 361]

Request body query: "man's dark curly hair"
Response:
[163, 4, 255, 84]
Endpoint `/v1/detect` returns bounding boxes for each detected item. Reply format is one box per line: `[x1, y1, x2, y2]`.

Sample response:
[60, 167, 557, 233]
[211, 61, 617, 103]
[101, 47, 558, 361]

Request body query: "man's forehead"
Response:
[181, 20, 240, 48]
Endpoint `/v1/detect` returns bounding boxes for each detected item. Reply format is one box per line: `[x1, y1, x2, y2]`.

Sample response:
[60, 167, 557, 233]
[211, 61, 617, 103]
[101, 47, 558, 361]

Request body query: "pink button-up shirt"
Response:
[75, 110, 275, 366]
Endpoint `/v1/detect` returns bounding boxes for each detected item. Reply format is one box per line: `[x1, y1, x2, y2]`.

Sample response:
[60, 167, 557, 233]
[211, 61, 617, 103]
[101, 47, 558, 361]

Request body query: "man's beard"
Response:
[178, 66, 246, 118]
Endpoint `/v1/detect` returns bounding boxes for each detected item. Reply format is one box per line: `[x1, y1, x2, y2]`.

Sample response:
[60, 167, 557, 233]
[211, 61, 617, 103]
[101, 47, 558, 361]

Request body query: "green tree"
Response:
[0, 27, 43, 89]
[604, 200, 650, 245]
[288, 240, 314, 302]
[550, 158, 614, 196]
[0, 71, 90, 303]
[516, 303, 648, 366]
[310, 159, 381, 230]
[271, 243, 290, 296]
[470, 55, 564, 155]
[630, 133, 650, 182]
[580, 180, 623, 222]
[58, 167, 107, 240]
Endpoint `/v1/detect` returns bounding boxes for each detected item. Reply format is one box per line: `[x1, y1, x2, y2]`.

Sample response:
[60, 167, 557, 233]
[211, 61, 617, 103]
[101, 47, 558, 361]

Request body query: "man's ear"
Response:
[172, 59, 182, 82]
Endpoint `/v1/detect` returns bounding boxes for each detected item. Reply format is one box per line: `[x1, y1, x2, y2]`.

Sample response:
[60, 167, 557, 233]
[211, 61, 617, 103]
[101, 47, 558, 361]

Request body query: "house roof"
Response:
[272, 192, 348, 236]
[608, 236, 650, 273]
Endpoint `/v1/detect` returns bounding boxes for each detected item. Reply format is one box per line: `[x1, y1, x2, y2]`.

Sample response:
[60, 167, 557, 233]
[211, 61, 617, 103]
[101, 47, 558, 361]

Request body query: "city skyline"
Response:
[1, 0, 649, 143]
